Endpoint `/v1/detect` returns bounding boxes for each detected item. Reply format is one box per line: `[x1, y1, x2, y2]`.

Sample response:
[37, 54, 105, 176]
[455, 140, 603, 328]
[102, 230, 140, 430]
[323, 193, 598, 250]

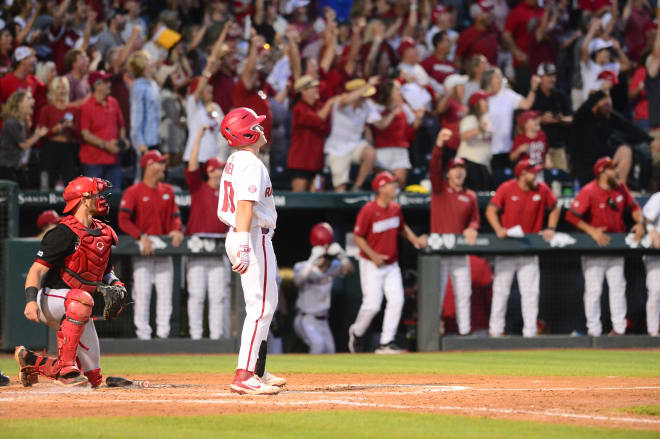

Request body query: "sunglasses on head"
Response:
[607, 198, 618, 211]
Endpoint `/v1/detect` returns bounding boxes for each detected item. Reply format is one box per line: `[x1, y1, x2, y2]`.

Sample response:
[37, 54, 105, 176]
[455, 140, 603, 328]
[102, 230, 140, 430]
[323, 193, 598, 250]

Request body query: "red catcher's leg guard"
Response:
[85, 368, 102, 388]
[58, 289, 93, 377]
[33, 352, 60, 379]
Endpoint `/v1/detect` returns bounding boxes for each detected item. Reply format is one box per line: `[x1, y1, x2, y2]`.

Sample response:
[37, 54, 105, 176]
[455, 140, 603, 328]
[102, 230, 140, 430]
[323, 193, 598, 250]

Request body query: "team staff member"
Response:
[293, 223, 353, 354]
[118, 150, 184, 340]
[349, 171, 427, 354]
[219, 107, 285, 395]
[430, 128, 480, 335]
[486, 158, 559, 337]
[642, 190, 660, 337]
[566, 157, 644, 336]
[185, 127, 229, 340]
[35, 210, 61, 239]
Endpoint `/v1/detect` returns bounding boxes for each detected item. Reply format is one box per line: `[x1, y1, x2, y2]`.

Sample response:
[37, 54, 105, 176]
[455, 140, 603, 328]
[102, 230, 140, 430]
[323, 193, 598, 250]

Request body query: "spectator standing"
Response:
[463, 54, 489, 106]
[425, 5, 458, 62]
[0, 46, 46, 120]
[35, 209, 61, 239]
[118, 150, 184, 339]
[422, 31, 457, 93]
[485, 159, 559, 337]
[510, 111, 551, 169]
[120, 0, 147, 44]
[0, 91, 48, 184]
[629, 62, 649, 132]
[643, 190, 660, 336]
[503, 0, 544, 95]
[185, 127, 230, 340]
[129, 51, 161, 156]
[37, 76, 80, 189]
[79, 71, 127, 189]
[457, 90, 493, 191]
[436, 74, 468, 161]
[455, 0, 499, 69]
[95, 9, 126, 59]
[63, 49, 91, 106]
[429, 129, 480, 335]
[324, 78, 378, 192]
[287, 75, 336, 192]
[646, 20, 660, 183]
[0, 28, 14, 77]
[565, 157, 644, 336]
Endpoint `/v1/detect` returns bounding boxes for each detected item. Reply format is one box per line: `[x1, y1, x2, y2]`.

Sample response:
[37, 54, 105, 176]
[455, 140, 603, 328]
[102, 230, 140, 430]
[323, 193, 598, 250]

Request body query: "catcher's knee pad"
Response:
[85, 368, 102, 388]
[64, 289, 94, 324]
[58, 290, 93, 376]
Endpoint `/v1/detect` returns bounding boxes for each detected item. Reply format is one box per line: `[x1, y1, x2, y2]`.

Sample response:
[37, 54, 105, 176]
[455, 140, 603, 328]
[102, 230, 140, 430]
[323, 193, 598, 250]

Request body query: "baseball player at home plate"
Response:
[566, 156, 644, 336]
[642, 189, 660, 336]
[349, 171, 427, 354]
[485, 158, 560, 337]
[14, 176, 127, 387]
[218, 107, 286, 395]
[293, 223, 354, 354]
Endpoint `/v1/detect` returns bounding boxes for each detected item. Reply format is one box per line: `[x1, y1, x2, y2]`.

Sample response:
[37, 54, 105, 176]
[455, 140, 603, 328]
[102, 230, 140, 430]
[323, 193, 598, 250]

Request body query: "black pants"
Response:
[40, 139, 79, 188]
[463, 159, 491, 192]
[491, 153, 514, 189]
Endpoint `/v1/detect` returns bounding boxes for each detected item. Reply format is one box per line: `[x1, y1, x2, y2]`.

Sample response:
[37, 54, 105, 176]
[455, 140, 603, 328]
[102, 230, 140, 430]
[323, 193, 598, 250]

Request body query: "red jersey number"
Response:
[221, 181, 235, 213]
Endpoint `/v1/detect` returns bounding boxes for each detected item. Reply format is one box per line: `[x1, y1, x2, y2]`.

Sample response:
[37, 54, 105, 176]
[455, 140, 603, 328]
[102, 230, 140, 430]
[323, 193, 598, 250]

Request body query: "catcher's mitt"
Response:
[96, 284, 127, 321]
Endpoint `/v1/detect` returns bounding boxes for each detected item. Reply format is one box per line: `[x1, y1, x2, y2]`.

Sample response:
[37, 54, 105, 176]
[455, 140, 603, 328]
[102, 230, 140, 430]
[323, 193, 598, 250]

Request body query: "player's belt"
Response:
[230, 227, 270, 234]
[301, 313, 327, 320]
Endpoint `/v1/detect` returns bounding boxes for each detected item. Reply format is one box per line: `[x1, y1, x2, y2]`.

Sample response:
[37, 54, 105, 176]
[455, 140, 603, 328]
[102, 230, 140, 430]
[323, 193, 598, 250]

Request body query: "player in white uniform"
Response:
[218, 107, 285, 395]
[293, 223, 354, 354]
[643, 191, 660, 336]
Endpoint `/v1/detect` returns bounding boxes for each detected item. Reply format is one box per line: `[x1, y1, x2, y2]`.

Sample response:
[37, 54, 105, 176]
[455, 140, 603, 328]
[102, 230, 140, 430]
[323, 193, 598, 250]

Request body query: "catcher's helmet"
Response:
[221, 107, 266, 147]
[63, 176, 112, 215]
[310, 222, 334, 247]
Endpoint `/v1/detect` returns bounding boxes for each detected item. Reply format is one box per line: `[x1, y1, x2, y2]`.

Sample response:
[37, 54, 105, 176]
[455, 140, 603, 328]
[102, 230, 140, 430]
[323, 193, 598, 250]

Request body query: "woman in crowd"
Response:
[129, 51, 161, 156]
[37, 76, 80, 189]
[456, 90, 493, 191]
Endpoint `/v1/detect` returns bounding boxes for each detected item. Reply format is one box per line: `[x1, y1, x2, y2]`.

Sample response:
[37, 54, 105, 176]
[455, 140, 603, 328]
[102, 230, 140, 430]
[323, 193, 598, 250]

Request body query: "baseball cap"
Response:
[397, 38, 417, 58]
[517, 110, 540, 129]
[443, 73, 468, 91]
[205, 157, 225, 173]
[14, 46, 32, 62]
[431, 5, 451, 22]
[588, 38, 613, 55]
[294, 75, 319, 93]
[36, 209, 61, 229]
[371, 171, 397, 191]
[468, 90, 490, 107]
[536, 62, 557, 77]
[593, 156, 615, 177]
[88, 70, 111, 88]
[140, 150, 167, 168]
[447, 157, 466, 170]
[345, 78, 377, 97]
[514, 158, 543, 177]
[597, 70, 619, 86]
[470, 0, 494, 18]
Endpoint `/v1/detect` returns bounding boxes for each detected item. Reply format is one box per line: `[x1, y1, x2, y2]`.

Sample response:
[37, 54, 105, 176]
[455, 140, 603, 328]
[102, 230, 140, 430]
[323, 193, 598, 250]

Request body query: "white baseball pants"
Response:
[439, 255, 472, 335]
[132, 256, 174, 339]
[581, 255, 627, 336]
[186, 256, 230, 339]
[645, 256, 660, 336]
[294, 313, 335, 354]
[352, 257, 404, 345]
[490, 256, 540, 338]
[37, 287, 100, 372]
[226, 228, 278, 373]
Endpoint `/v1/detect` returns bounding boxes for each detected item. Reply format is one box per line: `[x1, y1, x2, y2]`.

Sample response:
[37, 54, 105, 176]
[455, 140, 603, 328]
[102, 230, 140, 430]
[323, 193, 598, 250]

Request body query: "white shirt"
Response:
[580, 59, 620, 101]
[324, 101, 381, 156]
[488, 87, 523, 155]
[643, 192, 660, 229]
[184, 95, 227, 163]
[293, 260, 341, 314]
[217, 150, 277, 230]
[425, 27, 458, 61]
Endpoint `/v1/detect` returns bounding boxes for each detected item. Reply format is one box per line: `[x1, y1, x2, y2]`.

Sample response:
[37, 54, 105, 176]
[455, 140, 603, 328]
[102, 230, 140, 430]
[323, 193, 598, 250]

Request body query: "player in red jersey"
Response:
[14, 176, 126, 388]
[348, 171, 427, 354]
[566, 156, 644, 336]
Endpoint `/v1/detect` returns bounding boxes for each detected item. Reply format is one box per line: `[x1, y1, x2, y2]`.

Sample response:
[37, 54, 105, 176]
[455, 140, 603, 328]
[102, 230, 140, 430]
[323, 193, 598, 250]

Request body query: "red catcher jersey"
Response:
[353, 200, 405, 264]
[489, 180, 557, 233]
[566, 180, 640, 233]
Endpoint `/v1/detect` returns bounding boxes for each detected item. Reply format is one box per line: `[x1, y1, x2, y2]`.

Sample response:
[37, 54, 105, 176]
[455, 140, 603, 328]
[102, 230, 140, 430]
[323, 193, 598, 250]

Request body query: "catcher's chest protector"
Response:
[60, 216, 117, 293]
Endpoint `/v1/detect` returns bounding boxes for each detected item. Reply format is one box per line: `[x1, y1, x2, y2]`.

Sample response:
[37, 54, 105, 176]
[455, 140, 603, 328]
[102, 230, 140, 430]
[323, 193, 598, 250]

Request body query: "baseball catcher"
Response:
[14, 176, 127, 387]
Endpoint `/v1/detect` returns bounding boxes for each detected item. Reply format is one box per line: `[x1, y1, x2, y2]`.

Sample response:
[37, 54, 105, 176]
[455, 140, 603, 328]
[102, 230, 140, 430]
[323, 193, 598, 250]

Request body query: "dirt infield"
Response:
[1, 373, 659, 430]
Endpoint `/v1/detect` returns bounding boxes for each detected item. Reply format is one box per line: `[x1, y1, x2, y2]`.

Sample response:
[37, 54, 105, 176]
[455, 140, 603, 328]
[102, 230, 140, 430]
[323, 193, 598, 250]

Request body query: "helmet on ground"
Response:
[62, 176, 112, 216]
[310, 222, 334, 247]
[220, 107, 266, 147]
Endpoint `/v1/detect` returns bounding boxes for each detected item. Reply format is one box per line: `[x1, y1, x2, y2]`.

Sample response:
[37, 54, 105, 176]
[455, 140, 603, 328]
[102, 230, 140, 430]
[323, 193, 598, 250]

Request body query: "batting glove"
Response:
[327, 243, 345, 258]
[233, 244, 250, 274]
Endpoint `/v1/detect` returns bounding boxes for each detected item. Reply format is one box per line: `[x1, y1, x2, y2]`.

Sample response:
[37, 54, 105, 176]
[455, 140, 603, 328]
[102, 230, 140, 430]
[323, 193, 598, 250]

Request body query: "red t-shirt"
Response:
[420, 54, 456, 85]
[184, 168, 229, 235]
[118, 182, 183, 239]
[37, 104, 80, 141]
[429, 146, 480, 234]
[490, 179, 557, 233]
[565, 181, 640, 233]
[504, 2, 545, 67]
[232, 79, 273, 144]
[456, 26, 499, 66]
[211, 72, 235, 115]
[354, 200, 405, 264]
[578, 0, 612, 12]
[511, 131, 548, 164]
[0, 72, 47, 125]
[287, 100, 330, 172]
[49, 26, 79, 75]
[630, 66, 648, 122]
[79, 95, 124, 165]
[372, 110, 410, 149]
[439, 98, 466, 150]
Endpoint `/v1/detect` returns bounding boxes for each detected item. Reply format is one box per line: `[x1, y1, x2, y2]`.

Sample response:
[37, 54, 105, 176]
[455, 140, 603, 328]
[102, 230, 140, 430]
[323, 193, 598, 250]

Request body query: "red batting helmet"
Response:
[62, 176, 112, 216]
[220, 107, 266, 147]
[310, 222, 334, 247]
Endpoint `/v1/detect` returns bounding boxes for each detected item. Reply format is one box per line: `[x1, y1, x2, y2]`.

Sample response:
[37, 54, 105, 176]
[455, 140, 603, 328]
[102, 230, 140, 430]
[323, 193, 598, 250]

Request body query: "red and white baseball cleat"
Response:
[230, 375, 281, 395]
[260, 371, 286, 387]
[54, 372, 89, 387]
[14, 346, 38, 387]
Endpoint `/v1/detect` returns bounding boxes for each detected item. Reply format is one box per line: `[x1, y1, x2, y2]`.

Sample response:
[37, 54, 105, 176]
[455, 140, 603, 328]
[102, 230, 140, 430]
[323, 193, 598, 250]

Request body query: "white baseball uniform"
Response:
[218, 150, 278, 373]
[293, 257, 342, 354]
[643, 192, 660, 336]
[133, 255, 173, 339]
[187, 254, 231, 339]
